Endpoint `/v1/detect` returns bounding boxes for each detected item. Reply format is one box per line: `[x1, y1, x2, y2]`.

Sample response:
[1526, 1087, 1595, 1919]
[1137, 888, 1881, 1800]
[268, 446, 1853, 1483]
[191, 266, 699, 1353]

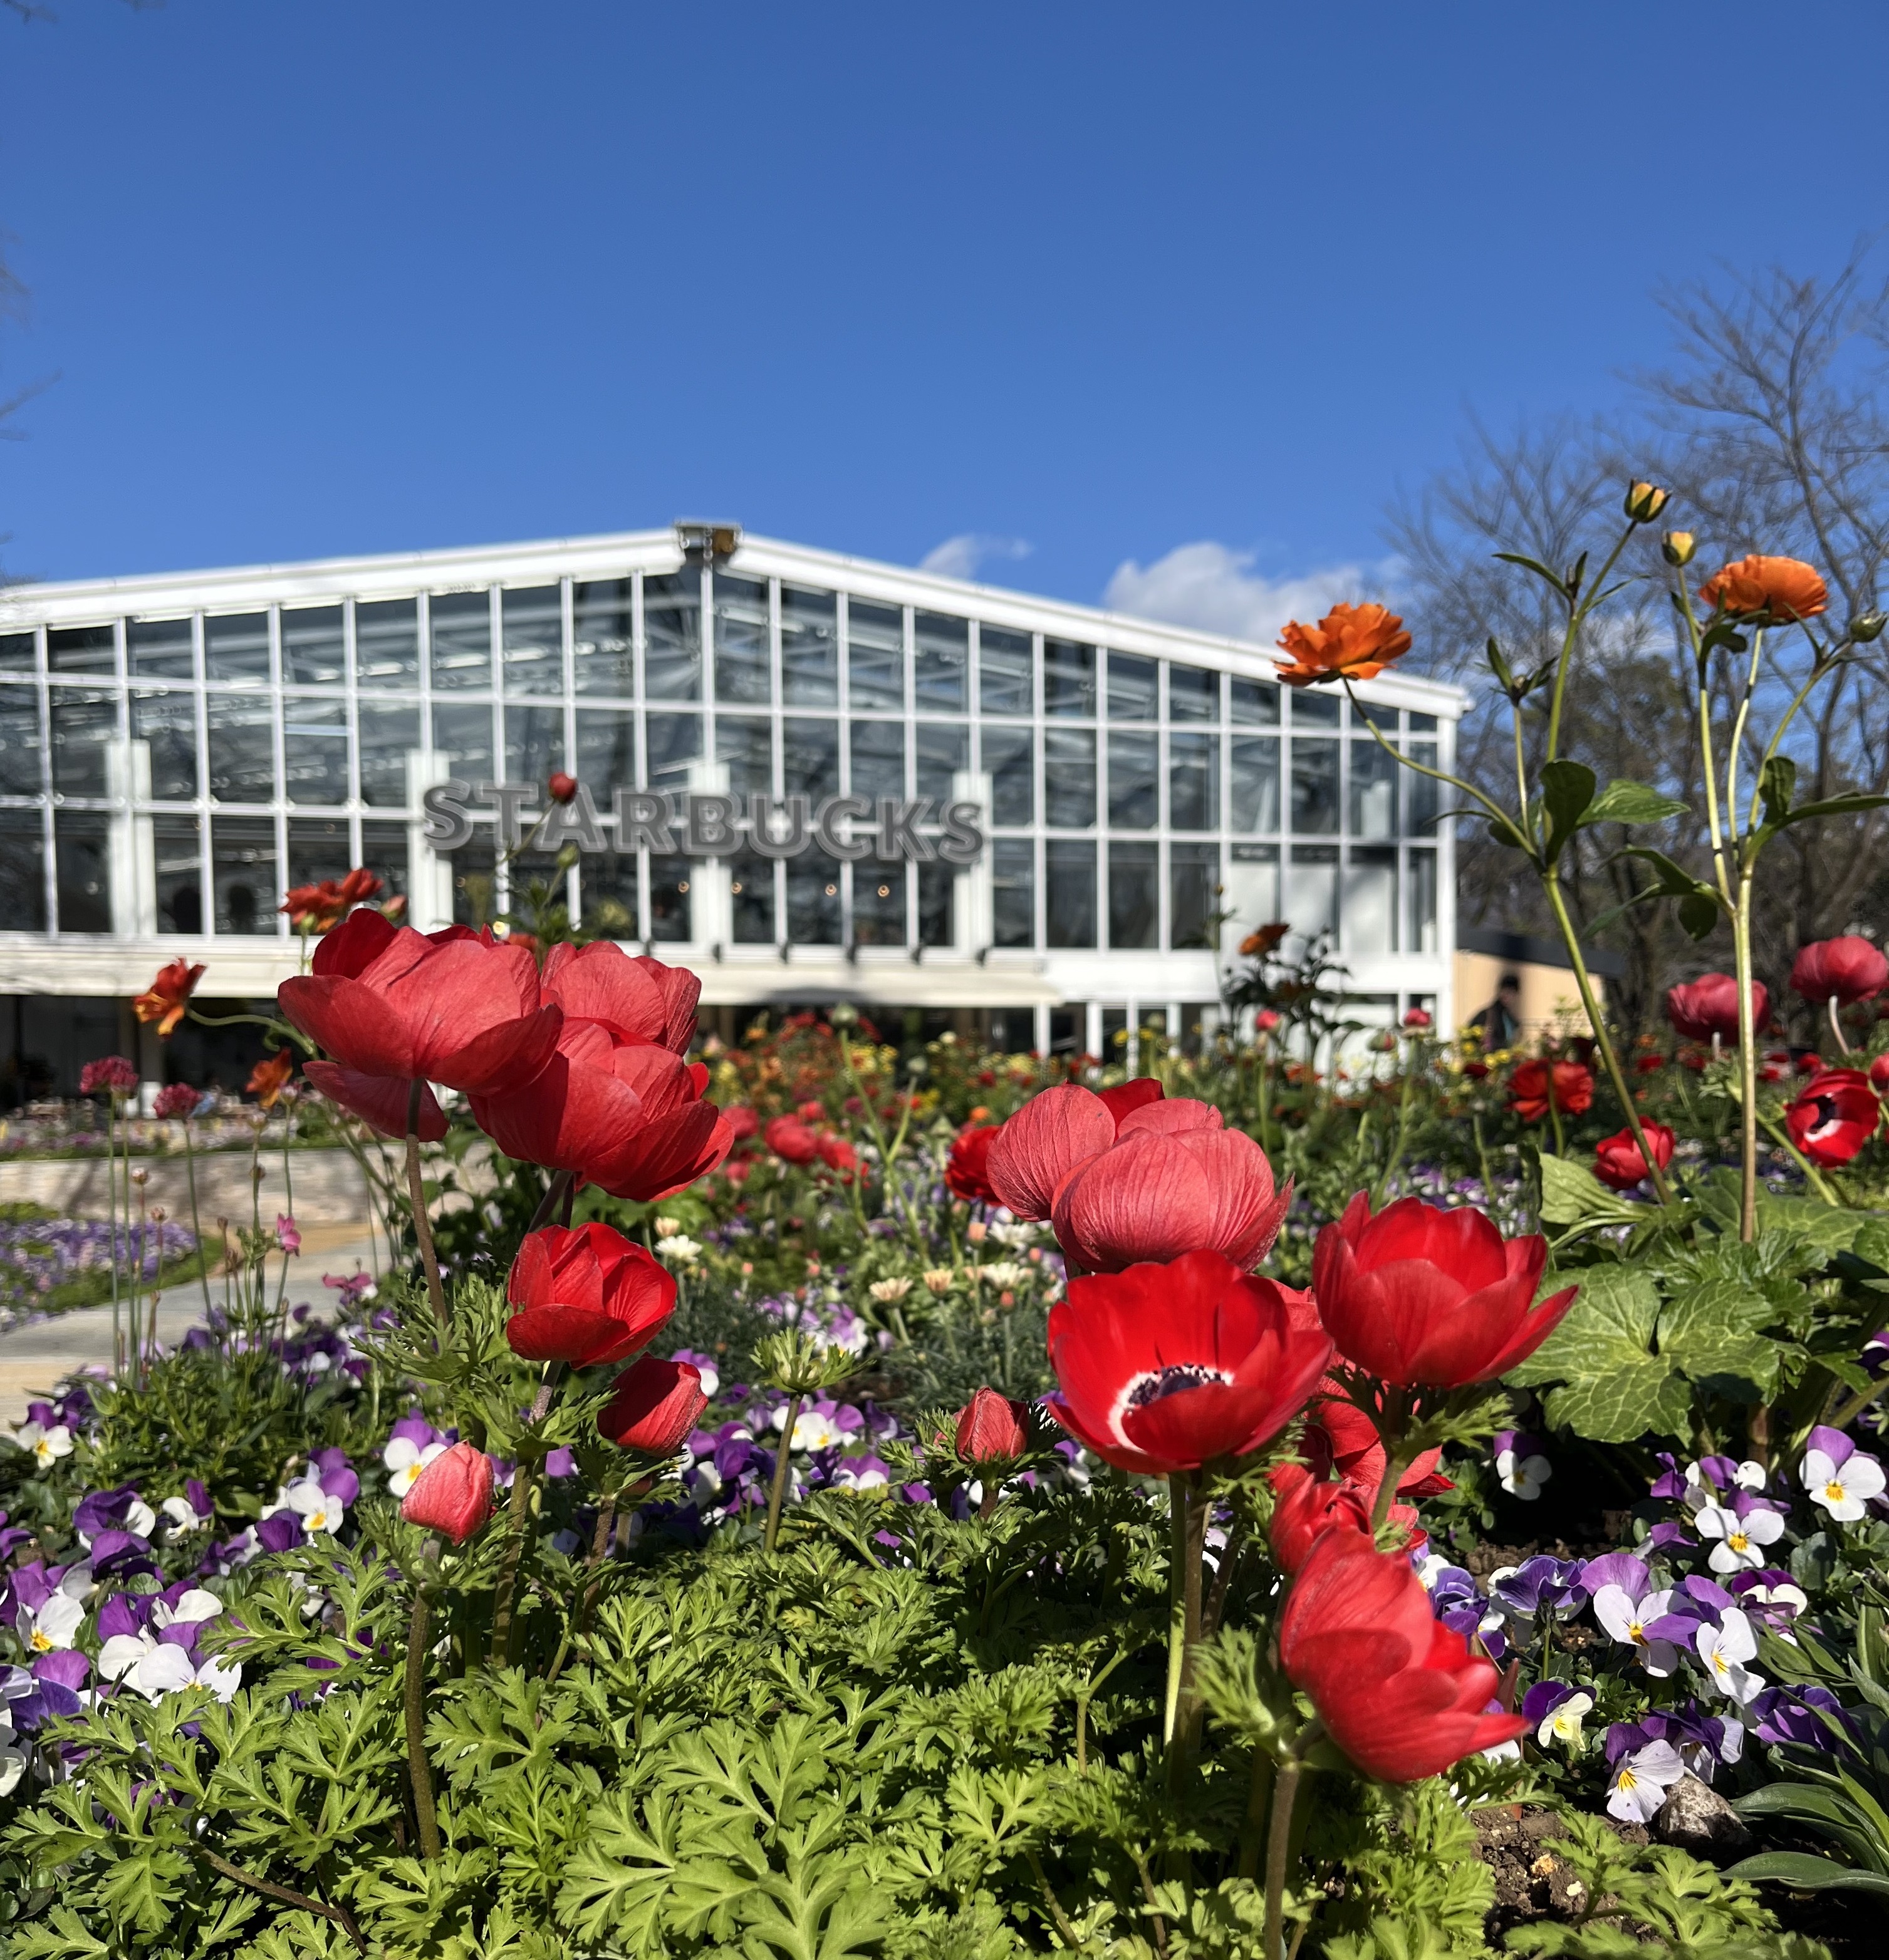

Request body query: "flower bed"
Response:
[0, 1205, 201, 1328]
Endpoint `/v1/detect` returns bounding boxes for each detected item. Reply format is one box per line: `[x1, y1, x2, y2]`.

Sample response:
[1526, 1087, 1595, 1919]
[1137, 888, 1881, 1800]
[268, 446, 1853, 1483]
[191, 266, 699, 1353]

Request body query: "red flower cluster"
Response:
[1786, 1068, 1880, 1167]
[1666, 973, 1766, 1044]
[504, 1222, 677, 1367]
[151, 1082, 199, 1121]
[79, 1055, 139, 1097]
[281, 866, 385, 935]
[1507, 1059, 1593, 1124]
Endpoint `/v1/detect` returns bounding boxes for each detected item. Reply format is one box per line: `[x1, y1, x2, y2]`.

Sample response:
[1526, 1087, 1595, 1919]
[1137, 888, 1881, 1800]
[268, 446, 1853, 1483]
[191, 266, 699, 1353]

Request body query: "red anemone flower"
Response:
[985, 1079, 1165, 1219]
[766, 1115, 821, 1165]
[279, 910, 563, 1142]
[401, 1441, 494, 1544]
[1279, 1526, 1525, 1781]
[247, 1050, 296, 1111]
[1791, 936, 1889, 1008]
[504, 1221, 678, 1367]
[598, 1356, 707, 1455]
[133, 959, 206, 1040]
[955, 1387, 1031, 1466]
[1045, 1250, 1331, 1476]
[1267, 1463, 1430, 1572]
[1786, 1068, 1881, 1167]
[722, 1104, 761, 1143]
[945, 1123, 1002, 1203]
[547, 770, 578, 805]
[1507, 1059, 1594, 1124]
[1312, 1193, 1577, 1389]
[1666, 973, 1766, 1044]
[816, 1132, 858, 1175]
[1592, 1121, 1676, 1191]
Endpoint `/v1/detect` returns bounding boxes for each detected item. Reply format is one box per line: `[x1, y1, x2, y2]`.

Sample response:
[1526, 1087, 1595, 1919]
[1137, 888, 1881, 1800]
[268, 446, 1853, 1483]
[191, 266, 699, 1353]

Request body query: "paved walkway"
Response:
[0, 1222, 382, 1424]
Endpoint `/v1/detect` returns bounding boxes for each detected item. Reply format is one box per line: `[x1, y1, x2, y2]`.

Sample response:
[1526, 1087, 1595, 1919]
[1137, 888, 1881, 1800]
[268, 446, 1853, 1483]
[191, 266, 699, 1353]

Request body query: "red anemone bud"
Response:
[1666, 973, 1766, 1044]
[1592, 1121, 1675, 1191]
[548, 770, 578, 805]
[598, 1356, 707, 1455]
[401, 1441, 494, 1544]
[955, 1387, 1030, 1466]
[504, 1222, 677, 1367]
[945, 1123, 1002, 1203]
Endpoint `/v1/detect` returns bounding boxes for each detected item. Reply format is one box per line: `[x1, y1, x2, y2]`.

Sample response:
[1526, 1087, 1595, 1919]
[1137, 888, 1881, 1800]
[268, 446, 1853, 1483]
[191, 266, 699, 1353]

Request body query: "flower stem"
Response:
[1734, 871, 1759, 1243]
[403, 1581, 442, 1860]
[763, 1395, 801, 1555]
[404, 1081, 448, 1328]
[1829, 996, 1853, 1057]
[182, 1118, 214, 1317]
[1162, 1473, 1188, 1748]
[489, 1366, 563, 1667]
[1239, 1750, 1276, 1882]
[1263, 1745, 1308, 1960]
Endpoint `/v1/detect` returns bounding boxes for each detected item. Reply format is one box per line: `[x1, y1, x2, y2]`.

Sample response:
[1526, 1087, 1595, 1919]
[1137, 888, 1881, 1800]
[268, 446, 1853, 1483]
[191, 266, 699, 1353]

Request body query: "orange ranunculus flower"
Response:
[1697, 554, 1828, 626]
[247, 1049, 296, 1109]
[133, 959, 206, 1039]
[281, 866, 386, 934]
[1275, 602, 1412, 688]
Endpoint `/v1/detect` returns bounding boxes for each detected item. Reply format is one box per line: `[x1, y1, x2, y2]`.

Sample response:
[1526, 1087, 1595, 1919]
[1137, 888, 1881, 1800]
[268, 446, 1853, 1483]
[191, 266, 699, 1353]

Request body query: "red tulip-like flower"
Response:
[547, 770, 578, 805]
[133, 958, 205, 1039]
[1269, 1462, 1375, 1573]
[469, 942, 731, 1200]
[1593, 1120, 1675, 1191]
[1666, 973, 1766, 1044]
[1786, 1068, 1881, 1167]
[722, 1104, 761, 1142]
[985, 1079, 1163, 1219]
[504, 1221, 677, 1367]
[1507, 1059, 1594, 1124]
[1402, 1007, 1433, 1030]
[1791, 936, 1889, 1007]
[281, 866, 385, 935]
[955, 1387, 1031, 1466]
[401, 1441, 495, 1544]
[279, 909, 563, 1142]
[598, 1356, 707, 1455]
[815, 1132, 858, 1175]
[1313, 1193, 1577, 1388]
[1871, 1055, 1889, 1094]
[766, 1115, 820, 1165]
[1279, 1525, 1525, 1781]
[1045, 1250, 1331, 1476]
[945, 1124, 1002, 1203]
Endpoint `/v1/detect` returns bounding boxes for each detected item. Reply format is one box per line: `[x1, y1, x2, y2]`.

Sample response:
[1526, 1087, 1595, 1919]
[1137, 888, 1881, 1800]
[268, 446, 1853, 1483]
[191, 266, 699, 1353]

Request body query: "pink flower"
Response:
[275, 1215, 302, 1255]
[80, 1056, 139, 1098]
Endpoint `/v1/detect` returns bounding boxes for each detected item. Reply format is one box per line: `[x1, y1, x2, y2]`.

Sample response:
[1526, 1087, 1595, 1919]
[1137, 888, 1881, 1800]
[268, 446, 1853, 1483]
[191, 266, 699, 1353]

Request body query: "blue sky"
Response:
[4, 1, 1887, 639]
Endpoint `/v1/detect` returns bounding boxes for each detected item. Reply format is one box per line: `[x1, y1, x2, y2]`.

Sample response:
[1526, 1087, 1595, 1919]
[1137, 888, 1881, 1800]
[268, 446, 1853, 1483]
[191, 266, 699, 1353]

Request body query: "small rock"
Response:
[1653, 1775, 1753, 1860]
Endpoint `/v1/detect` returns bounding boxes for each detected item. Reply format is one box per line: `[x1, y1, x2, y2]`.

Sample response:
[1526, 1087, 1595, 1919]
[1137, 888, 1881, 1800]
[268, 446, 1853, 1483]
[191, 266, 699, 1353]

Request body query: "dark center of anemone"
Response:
[1125, 1363, 1231, 1408]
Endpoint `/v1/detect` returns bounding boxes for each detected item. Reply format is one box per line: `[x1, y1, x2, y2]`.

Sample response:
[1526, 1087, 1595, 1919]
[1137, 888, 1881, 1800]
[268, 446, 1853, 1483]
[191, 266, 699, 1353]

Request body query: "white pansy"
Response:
[1591, 1584, 1680, 1677]
[1694, 1503, 1785, 1574]
[160, 1496, 209, 1535]
[786, 1409, 843, 1453]
[1696, 1609, 1765, 1704]
[11, 1423, 72, 1470]
[283, 1477, 345, 1538]
[1607, 1740, 1685, 1823]
[1732, 1460, 1769, 1490]
[382, 1436, 447, 1498]
[1497, 1446, 1552, 1501]
[1801, 1446, 1886, 1523]
[16, 1592, 85, 1654]
[1536, 1690, 1593, 1748]
[79, 1498, 156, 1547]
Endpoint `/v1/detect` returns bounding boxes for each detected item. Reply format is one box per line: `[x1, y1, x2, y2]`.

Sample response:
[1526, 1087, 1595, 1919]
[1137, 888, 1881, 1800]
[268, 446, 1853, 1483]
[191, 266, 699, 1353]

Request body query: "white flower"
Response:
[1415, 1553, 1452, 1590]
[16, 1592, 85, 1654]
[868, 1277, 913, 1303]
[692, 1362, 720, 1399]
[688, 1460, 724, 1501]
[1607, 1740, 1686, 1822]
[782, 1408, 842, 1453]
[1732, 1460, 1769, 1490]
[1695, 1503, 1786, 1574]
[836, 1460, 888, 1491]
[654, 1235, 702, 1265]
[79, 1498, 155, 1547]
[1696, 1609, 1766, 1704]
[1801, 1446, 1886, 1523]
[11, 1423, 71, 1470]
[100, 1632, 240, 1703]
[283, 1477, 345, 1538]
[977, 1262, 1028, 1289]
[652, 1215, 683, 1239]
[1591, 1584, 1680, 1677]
[0, 1718, 23, 1797]
[1497, 1446, 1552, 1501]
[160, 1496, 209, 1536]
[1538, 1690, 1593, 1749]
[382, 1436, 446, 1498]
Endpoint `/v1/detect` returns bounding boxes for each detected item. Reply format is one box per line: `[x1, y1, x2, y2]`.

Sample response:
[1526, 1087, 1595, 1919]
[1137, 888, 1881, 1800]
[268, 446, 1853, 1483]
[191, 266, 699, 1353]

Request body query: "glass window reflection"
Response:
[992, 837, 1034, 947]
[1170, 842, 1219, 948]
[1230, 737, 1279, 833]
[51, 692, 118, 800]
[1108, 730, 1157, 829]
[645, 712, 702, 798]
[0, 811, 46, 931]
[207, 696, 277, 804]
[645, 572, 702, 701]
[205, 613, 270, 686]
[1044, 640, 1096, 718]
[573, 579, 633, 697]
[851, 863, 905, 945]
[717, 716, 774, 800]
[505, 705, 564, 790]
[781, 586, 838, 707]
[49, 626, 115, 677]
[55, 811, 112, 932]
[432, 702, 494, 786]
[1290, 739, 1340, 834]
[430, 592, 492, 692]
[502, 586, 563, 695]
[916, 722, 966, 806]
[356, 599, 420, 688]
[714, 574, 771, 705]
[979, 626, 1031, 715]
[850, 720, 904, 802]
[1109, 651, 1157, 720]
[131, 691, 197, 801]
[1109, 841, 1157, 948]
[129, 618, 194, 681]
[1046, 839, 1096, 948]
[982, 725, 1033, 826]
[1168, 664, 1218, 722]
[283, 607, 345, 686]
[211, 817, 279, 935]
[283, 696, 350, 806]
[783, 718, 840, 805]
[1169, 732, 1217, 829]
[848, 600, 904, 710]
[788, 851, 842, 943]
[915, 613, 967, 711]
[0, 688, 44, 797]
[152, 815, 202, 933]
[358, 704, 420, 807]
[1044, 727, 1095, 828]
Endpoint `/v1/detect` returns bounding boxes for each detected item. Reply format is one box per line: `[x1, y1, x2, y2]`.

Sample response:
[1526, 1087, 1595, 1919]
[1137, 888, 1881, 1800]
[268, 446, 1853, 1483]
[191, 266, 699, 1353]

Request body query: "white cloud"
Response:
[1102, 542, 1368, 647]
[918, 534, 1033, 581]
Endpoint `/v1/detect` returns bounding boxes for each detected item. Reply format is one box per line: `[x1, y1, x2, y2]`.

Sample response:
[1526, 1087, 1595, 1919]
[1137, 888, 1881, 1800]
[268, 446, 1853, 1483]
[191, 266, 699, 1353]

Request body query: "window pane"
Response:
[50, 692, 117, 799]
[0, 687, 44, 797]
[502, 586, 563, 695]
[918, 861, 955, 947]
[1344, 848, 1397, 956]
[915, 611, 968, 711]
[1168, 663, 1218, 722]
[648, 855, 692, 941]
[573, 579, 634, 697]
[0, 633, 34, 675]
[850, 720, 905, 803]
[717, 715, 773, 800]
[1044, 727, 1095, 828]
[729, 855, 774, 943]
[848, 600, 904, 711]
[787, 851, 842, 943]
[713, 574, 771, 705]
[983, 725, 1033, 826]
[783, 718, 839, 804]
[580, 849, 639, 939]
[1045, 839, 1096, 948]
[55, 811, 112, 932]
[432, 702, 494, 786]
[49, 625, 115, 676]
[915, 722, 967, 806]
[212, 817, 278, 935]
[992, 837, 1034, 948]
[138, 813, 197, 936]
[283, 606, 345, 686]
[1171, 842, 1219, 948]
[356, 599, 420, 688]
[129, 617, 193, 680]
[1170, 732, 1218, 830]
[283, 695, 350, 806]
[360, 819, 409, 911]
[1109, 651, 1157, 720]
[1290, 739, 1340, 834]
[1230, 737, 1279, 833]
[288, 816, 352, 892]
[0, 810, 45, 931]
[1407, 848, 1439, 953]
[1231, 677, 1280, 726]
[1407, 741, 1439, 832]
[132, 690, 199, 801]
[207, 695, 276, 803]
[1109, 841, 1157, 949]
[505, 705, 564, 789]
[979, 626, 1031, 715]
[1284, 846, 1338, 943]
[1226, 843, 1279, 943]
[576, 710, 635, 790]
[1291, 690, 1341, 728]
[781, 586, 838, 707]
[430, 591, 492, 692]
[644, 572, 702, 701]
[449, 833, 497, 930]
[359, 703, 420, 808]
[645, 712, 701, 797]
[1351, 740, 1397, 839]
[205, 613, 269, 685]
[1044, 639, 1096, 718]
[1108, 730, 1157, 829]
[852, 863, 905, 945]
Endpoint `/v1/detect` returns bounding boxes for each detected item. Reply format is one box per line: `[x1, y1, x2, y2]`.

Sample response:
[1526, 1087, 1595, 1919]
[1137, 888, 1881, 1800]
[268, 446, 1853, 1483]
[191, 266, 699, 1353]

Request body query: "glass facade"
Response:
[0, 549, 1450, 978]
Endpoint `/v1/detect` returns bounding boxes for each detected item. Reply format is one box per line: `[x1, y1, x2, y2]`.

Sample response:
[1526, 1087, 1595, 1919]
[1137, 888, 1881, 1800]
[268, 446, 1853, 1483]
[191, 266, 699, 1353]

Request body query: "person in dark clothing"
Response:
[1470, 972, 1522, 1050]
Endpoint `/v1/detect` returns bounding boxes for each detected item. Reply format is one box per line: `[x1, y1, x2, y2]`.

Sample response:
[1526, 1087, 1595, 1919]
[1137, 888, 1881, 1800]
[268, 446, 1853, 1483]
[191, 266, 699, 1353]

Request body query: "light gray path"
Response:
[0, 1225, 381, 1423]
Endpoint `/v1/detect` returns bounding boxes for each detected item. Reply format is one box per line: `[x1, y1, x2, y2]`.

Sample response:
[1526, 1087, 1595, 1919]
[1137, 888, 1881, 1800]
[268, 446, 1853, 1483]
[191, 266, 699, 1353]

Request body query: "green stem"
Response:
[1546, 522, 1637, 762]
[1025, 1845, 1080, 1950]
[1162, 1474, 1188, 1748]
[488, 1460, 535, 1668]
[404, 1582, 442, 1860]
[1263, 1734, 1316, 1960]
[763, 1394, 801, 1555]
[1733, 873, 1759, 1243]
[404, 1081, 448, 1329]
[1240, 1750, 1276, 1883]
[1758, 1111, 1840, 1205]
[192, 1845, 367, 1952]
[1368, 1391, 1415, 1534]
[182, 1118, 214, 1317]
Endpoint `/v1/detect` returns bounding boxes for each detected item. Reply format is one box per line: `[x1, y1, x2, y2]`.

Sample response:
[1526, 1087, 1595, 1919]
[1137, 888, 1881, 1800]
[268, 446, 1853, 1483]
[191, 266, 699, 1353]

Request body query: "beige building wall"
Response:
[1452, 951, 1602, 1043]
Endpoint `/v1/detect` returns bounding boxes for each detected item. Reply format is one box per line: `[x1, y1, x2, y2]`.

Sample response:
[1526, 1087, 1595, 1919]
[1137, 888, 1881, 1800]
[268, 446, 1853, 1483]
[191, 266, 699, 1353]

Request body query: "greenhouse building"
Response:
[0, 523, 1462, 1096]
